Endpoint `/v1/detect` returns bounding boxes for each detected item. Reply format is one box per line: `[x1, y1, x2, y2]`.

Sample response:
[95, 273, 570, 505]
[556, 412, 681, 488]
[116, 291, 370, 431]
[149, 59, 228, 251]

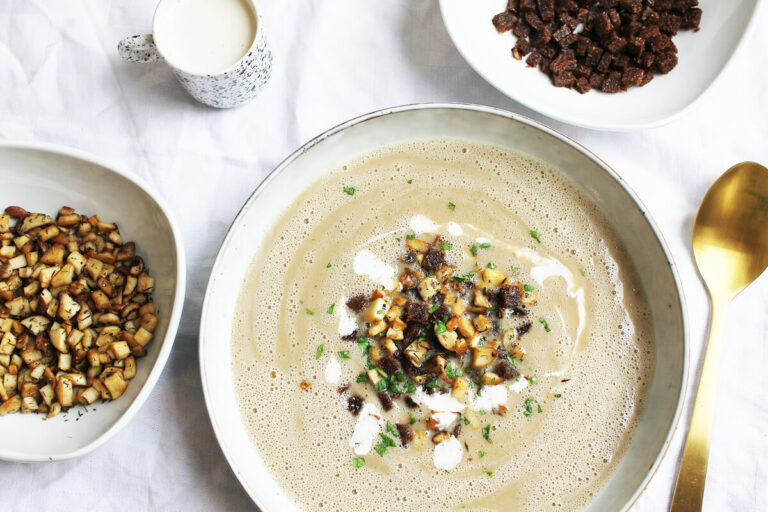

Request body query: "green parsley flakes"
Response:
[486, 262, 496, 269]
[479, 451, 486, 458]
[406, 232, 416, 239]
[529, 375, 539, 385]
[580, 268, 586, 276]
[480, 242, 492, 249]
[326, 262, 331, 268]
[343, 186, 355, 195]
[482, 425, 493, 443]
[356, 373, 367, 383]
[440, 242, 452, 250]
[327, 303, 335, 314]
[426, 377, 440, 389]
[435, 320, 448, 335]
[375, 433, 397, 456]
[305, 308, 315, 315]
[523, 284, 534, 291]
[554, 393, 562, 398]
[470, 244, 479, 256]
[485, 471, 494, 477]
[338, 350, 350, 359]
[357, 337, 370, 355]
[351, 457, 366, 468]
[428, 304, 440, 314]
[407, 179, 413, 184]
[375, 379, 387, 392]
[529, 230, 542, 243]
[315, 344, 324, 360]
[538, 317, 551, 332]
[448, 201, 456, 210]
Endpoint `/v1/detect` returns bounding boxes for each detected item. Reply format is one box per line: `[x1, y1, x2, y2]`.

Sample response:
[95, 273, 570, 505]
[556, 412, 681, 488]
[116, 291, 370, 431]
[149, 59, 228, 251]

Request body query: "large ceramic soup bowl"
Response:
[200, 104, 687, 511]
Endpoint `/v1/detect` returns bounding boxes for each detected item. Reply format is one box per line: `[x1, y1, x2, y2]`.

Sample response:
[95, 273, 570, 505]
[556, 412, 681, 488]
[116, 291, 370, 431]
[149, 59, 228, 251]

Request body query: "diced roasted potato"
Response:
[435, 329, 457, 351]
[363, 297, 391, 323]
[451, 377, 469, 402]
[457, 316, 476, 338]
[103, 371, 128, 399]
[471, 346, 498, 368]
[481, 371, 503, 385]
[405, 238, 430, 253]
[473, 315, 493, 332]
[417, 276, 440, 300]
[0, 395, 21, 416]
[481, 268, 507, 288]
[404, 340, 430, 368]
[55, 376, 74, 407]
[413, 429, 426, 450]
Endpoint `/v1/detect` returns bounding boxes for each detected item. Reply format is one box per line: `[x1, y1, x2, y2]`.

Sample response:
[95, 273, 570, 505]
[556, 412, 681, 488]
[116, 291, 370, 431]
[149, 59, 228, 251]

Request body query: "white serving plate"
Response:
[0, 142, 186, 461]
[439, 0, 761, 130]
[200, 104, 688, 511]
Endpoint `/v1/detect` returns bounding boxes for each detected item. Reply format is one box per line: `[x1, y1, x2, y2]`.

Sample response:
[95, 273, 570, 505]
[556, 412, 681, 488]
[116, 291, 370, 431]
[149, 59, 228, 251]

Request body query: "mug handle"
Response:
[117, 34, 163, 63]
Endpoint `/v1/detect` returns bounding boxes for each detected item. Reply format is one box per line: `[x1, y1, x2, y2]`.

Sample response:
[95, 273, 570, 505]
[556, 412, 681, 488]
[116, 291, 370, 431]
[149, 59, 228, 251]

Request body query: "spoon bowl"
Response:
[692, 162, 768, 296]
[672, 161, 768, 511]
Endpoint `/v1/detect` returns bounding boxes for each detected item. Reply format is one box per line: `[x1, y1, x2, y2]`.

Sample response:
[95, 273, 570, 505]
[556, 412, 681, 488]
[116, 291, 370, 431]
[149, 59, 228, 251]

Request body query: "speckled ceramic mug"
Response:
[118, 0, 272, 108]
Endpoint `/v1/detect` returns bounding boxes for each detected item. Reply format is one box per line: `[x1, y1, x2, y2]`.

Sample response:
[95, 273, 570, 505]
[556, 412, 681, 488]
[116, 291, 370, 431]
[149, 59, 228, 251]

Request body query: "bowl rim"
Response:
[0, 140, 187, 462]
[199, 102, 689, 510]
[437, 0, 764, 131]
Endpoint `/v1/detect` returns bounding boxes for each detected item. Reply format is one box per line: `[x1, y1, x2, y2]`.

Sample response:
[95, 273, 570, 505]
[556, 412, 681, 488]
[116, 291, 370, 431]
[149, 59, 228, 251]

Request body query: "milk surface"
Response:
[154, 0, 257, 75]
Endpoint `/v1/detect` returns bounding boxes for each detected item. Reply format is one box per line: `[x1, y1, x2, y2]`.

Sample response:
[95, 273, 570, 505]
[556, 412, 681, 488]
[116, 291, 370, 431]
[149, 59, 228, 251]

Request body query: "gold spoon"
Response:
[670, 161, 768, 511]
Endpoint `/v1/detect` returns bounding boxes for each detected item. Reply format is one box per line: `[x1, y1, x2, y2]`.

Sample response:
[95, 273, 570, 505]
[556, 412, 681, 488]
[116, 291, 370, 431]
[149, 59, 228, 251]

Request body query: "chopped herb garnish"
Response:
[327, 303, 336, 314]
[537, 404, 543, 413]
[410, 415, 417, 425]
[440, 242, 452, 251]
[356, 373, 367, 383]
[428, 304, 440, 314]
[315, 344, 324, 360]
[529, 230, 542, 243]
[482, 425, 493, 443]
[376, 367, 388, 378]
[374, 433, 397, 455]
[523, 284, 534, 292]
[407, 179, 413, 184]
[351, 457, 366, 468]
[529, 376, 539, 385]
[426, 377, 440, 389]
[458, 413, 470, 425]
[538, 317, 551, 332]
[451, 271, 476, 282]
[406, 232, 416, 239]
[375, 380, 387, 392]
[448, 202, 456, 211]
[343, 186, 355, 195]
[445, 362, 462, 380]
[404, 381, 417, 393]
[338, 350, 350, 359]
[479, 451, 486, 458]
[480, 242, 492, 249]
[376, 309, 385, 315]
[305, 308, 315, 315]
[358, 338, 371, 354]
[523, 397, 535, 417]
[554, 393, 562, 398]
[386, 421, 398, 436]
[326, 262, 332, 268]
[435, 320, 447, 335]
[485, 471, 493, 477]
[511, 266, 519, 272]
[395, 371, 405, 382]
[486, 262, 496, 269]
[579, 268, 586, 276]
[470, 245, 479, 256]
[506, 354, 516, 366]
[395, 237, 401, 242]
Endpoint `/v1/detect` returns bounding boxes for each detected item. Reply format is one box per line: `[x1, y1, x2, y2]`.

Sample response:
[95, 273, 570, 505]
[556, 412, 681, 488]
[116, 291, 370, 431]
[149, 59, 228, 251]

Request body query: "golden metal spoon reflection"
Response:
[670, 162, 768, 511]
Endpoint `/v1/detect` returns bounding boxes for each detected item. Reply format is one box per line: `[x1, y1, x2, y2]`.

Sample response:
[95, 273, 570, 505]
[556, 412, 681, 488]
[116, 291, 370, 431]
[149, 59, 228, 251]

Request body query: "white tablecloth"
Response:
[1, 1, 767, 510]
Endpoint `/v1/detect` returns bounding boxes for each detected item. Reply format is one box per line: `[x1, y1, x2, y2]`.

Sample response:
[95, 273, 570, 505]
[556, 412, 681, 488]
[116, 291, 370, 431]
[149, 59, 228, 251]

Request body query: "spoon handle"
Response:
[670, 297, 728, 511]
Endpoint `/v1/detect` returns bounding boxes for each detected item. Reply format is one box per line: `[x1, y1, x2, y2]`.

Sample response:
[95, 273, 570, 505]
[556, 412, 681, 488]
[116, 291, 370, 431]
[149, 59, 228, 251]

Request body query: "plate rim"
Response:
[0, 140, 187, 462]
[198, 102, 689, 510]
[437, 0, 764, 131]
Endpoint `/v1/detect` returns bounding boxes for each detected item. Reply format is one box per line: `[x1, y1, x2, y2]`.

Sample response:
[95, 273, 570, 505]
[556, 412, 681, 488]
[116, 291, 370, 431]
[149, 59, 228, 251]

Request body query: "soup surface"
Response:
[231, 140, 654, 511]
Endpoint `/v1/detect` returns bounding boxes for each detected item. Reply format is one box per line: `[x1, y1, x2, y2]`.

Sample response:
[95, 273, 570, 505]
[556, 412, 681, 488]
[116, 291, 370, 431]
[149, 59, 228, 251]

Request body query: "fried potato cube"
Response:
[368, 320, 387, 337]
[451, 377, 469, 402]
[405, 238, 430, 253]
[55, 376, 74, 407]
[457, 316, 476, 338]
[435, 329, 457, 351]
[57, 292, 81, 321]
[471, 346, 498, 368]
[0, 395, 21, 416]
[432, 431, 451, 445]
[0, 331, 16, 355]
[19, 213, 54, 234]
[39, 384, 54, 406]
[109, 341, 130, 361]
[481, 371, 503, 385]
[21, 396, 39, 414]
[417, 276, 440, 300]
[474, 290, 491, 308]
[49, 323, 68, 353]
[78, 386, 100, 405]
[413, 429, 426, 450]
[473, 315, 493, 332]
[363, 298, 390, 323]
[137, 273, 154, 293]
[123, 356, 136, 379]
[481, 268, 507, 288]
[103, 371, 128, 399]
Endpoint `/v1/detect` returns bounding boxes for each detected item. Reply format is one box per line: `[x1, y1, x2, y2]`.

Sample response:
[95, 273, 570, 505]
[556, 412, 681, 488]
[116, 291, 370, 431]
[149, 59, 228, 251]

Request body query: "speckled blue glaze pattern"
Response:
[118, 16, 272, 109]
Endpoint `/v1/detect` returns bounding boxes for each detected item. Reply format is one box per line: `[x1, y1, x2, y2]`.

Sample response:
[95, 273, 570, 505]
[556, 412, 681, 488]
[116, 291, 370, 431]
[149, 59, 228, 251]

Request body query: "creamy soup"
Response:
[231, 140, 654, 511]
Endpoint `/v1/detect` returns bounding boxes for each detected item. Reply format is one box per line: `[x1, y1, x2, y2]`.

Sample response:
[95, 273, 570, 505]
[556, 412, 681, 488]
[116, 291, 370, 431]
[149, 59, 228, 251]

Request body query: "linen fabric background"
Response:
[0, 1, 767, 510]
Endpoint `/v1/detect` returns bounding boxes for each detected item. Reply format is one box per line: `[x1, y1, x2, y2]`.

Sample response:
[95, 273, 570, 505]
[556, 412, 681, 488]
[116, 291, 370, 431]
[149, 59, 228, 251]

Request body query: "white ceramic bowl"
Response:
[439, 0, 761, 130]
[0, 142, 186, 461]
[200, 104, 688, 511]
